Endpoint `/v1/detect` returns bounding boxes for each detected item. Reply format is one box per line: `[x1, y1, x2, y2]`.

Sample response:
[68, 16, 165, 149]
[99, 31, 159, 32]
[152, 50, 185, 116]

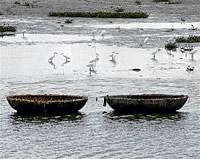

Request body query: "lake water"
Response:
[1, 33, 200, 158]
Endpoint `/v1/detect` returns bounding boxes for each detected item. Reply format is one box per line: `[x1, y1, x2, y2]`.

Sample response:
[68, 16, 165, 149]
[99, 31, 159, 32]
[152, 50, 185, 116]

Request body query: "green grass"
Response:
[0, 25, 16, 32]
[165, 42, 177, 51]
[176, 36, 200, 43]
[49, 11, 149, 18]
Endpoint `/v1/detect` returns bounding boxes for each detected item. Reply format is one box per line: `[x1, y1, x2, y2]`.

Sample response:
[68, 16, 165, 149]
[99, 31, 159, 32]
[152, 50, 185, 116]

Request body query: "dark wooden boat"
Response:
[103, 94, 188, 113]
[7, 94, 88, 114]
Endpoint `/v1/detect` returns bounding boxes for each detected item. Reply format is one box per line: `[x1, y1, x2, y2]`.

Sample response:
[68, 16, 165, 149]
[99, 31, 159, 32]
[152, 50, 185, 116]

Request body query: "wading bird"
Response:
[152, 48, 161, 60]
[86, 63, 97, 76]
[139, 37, 149, 47]
[189, 50, 197, 61]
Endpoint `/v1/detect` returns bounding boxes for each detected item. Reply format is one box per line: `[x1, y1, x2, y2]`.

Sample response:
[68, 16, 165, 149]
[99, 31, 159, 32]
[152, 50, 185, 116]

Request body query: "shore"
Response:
[0, 0, 200, 49]
[0, 0, 200, 22]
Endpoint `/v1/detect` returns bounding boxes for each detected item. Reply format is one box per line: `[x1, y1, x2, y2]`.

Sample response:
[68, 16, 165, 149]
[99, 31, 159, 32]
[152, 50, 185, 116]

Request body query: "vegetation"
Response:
[165, 42, 177, 51]
[114, 7, 124, 13]
[153, 0, 170, 2]
[135, 0, 142, 5]
[14, 1, 21, 5]
[65, 19, 73, 24]
[49, 11, 149, 18]
[176, 36, 200, 43]
[0, 25, 16, 32]
[153, 0, 182, 4]
[14, 1, 33, 7]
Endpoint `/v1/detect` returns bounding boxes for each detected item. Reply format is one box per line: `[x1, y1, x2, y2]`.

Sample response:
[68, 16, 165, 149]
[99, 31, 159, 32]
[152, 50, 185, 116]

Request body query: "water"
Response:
[1, 32, 200, 158]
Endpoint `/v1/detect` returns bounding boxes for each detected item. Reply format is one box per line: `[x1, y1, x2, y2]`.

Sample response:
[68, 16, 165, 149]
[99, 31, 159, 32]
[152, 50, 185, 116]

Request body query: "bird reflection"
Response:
[60, 53, 70, 66]
[48, 60, 56, 69]
[48, 52, 71, 69]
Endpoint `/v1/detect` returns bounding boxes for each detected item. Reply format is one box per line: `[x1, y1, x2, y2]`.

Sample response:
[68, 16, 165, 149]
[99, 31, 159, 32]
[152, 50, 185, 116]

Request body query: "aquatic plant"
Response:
[176, 36, 200, 43]
[49, 11, 149, 18]
[165, 42, 178, 51]
[14, 1, 21, 5]
[14, 1, 33, 7]
[0, 25, 16, 32]
[153, 0, 170, 2]
[135, 0, 142, 5]
[65, 19, 73, 24]
[153, 0, 182, 4]
[114, 7, 124, 13]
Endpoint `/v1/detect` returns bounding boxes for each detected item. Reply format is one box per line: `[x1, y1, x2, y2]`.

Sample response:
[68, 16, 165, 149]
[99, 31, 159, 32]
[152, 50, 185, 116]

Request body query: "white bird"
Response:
[189, 50, 197, 61]
[144, 37, 149, 43]
[115, 26, 121, 32]
[86, 63, 97, 76]
[112, 51, 119, 55]
[140, 37, 149, 47]
[181, 17, 186, 23]
[152, 48, 161, 60]
[100, 30, 106, 40]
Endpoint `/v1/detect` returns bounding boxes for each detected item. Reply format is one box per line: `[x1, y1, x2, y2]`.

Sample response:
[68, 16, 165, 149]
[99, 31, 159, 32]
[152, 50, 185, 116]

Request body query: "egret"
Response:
[152, 48, 161, 60]
[86, 63, 97, 76]
[100, 30, 106, 40]
[180, 17, 186, 23]
[189, 50, 197, 61]
[140, 37, 149, 47]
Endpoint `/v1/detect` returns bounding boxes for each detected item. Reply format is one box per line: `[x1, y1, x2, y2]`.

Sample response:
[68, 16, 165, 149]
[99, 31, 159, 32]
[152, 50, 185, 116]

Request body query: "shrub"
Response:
[176, 36, 200, 43]
[49, 11, 149, 18]
[135, 0, 142, 5]
[165, 42, 178, 51]
[114, 7, 124, 13]
[65, 19, 73, 24]
[0, 25, 16, 32]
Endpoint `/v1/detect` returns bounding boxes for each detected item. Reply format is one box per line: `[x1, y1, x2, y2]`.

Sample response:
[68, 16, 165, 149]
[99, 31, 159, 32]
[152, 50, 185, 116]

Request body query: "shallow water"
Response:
[1, 33, 200, 158]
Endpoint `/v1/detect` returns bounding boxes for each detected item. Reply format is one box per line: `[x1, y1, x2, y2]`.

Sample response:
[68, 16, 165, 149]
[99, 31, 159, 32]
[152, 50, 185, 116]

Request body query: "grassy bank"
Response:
[165, 42, 177, 51]
[176, 36, 200, 43]
[153, 0, 182, 4]
[0, 25, 16, 32]
[49, 11, 149, 18]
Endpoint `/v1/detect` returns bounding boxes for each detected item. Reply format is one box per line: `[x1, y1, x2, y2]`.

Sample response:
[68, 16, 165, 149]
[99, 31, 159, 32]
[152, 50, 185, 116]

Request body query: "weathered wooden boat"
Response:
[103, 94, 188, 113]
[7, 94, 88, 114]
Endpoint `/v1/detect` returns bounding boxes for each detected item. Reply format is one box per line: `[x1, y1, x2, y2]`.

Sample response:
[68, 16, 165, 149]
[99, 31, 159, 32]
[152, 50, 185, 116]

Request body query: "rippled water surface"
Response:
[1, 32, 200, 158]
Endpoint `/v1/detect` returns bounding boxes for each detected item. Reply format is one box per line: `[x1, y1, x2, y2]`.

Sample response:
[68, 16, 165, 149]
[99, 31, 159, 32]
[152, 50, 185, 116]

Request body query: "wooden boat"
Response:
[7, 94, 88, 114]
[103, 94, 188, 113]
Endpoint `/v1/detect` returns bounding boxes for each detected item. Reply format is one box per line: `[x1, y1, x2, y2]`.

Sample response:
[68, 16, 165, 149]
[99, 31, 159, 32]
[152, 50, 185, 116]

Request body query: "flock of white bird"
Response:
[46, 20, 199, 75]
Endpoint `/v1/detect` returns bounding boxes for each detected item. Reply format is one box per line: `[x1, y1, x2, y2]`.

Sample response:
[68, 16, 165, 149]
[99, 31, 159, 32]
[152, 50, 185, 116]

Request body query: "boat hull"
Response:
[7, 94, 88, 114]
[104, 94, 188, 113]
